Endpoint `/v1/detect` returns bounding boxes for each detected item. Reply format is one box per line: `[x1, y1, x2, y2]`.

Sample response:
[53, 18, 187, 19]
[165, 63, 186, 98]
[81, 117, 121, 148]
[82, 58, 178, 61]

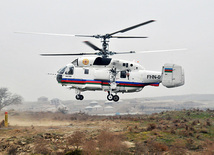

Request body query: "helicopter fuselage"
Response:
[57, 57, 161, 96]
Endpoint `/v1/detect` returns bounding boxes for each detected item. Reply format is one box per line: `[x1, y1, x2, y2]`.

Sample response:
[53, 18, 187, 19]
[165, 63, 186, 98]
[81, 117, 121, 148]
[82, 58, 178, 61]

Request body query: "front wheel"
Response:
[75, 94, 80, 100]
[75, 94, 84, 100]
[79, 95, 84, 100]
[113, 95, 119, 102]
[107, 94, 113, 101]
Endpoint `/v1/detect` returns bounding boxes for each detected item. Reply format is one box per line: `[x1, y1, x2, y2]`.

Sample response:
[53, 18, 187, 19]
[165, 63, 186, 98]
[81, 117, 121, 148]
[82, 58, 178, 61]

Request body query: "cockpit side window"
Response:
[65, 67, 74, 75]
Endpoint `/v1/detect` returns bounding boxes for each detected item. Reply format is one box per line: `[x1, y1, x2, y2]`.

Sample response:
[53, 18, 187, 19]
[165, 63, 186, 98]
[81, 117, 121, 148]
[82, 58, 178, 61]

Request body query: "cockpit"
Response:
[57, 65, 74, 75]
[56, 65, 74, 83]
[57, 66, 67, 74]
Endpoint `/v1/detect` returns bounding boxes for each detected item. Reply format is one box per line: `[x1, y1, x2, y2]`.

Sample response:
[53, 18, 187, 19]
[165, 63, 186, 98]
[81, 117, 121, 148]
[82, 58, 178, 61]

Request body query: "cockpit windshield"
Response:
[57, 66, 67, 74]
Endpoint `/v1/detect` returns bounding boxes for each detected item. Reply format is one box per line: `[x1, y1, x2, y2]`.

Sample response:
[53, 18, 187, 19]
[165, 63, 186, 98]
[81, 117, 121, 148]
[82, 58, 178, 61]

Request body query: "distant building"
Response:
[104, 101, 113, 105]
[50, 98, 61, 106]
[93, 105, 102, 111]
[85, 106, 93, 111]
[104, 106, 114, 112]
[38, 96, 48, 102]
[89, 101, 98, 106]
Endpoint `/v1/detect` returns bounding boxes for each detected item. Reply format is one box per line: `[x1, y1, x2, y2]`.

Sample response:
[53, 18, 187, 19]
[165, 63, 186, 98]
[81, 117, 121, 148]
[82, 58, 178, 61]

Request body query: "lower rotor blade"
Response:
[112, 48, 187, 55]
[84, 41, 103, 51]
[113, 51, 136, 54]
[136, 48, 187, 54]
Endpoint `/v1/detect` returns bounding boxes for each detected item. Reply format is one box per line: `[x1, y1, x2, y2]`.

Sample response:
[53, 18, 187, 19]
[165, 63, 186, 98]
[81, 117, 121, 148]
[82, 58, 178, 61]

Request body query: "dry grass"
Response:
[97, 130, 128, 154]
[0, 110, 213, 154]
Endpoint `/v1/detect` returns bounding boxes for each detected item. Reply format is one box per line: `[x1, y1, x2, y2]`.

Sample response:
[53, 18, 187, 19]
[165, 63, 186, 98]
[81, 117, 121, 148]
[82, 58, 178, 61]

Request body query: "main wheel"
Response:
[107, 94, 113, 101]
[75, 94, 80, 100]
[113, 95, 119, 102]
[79, 95, 84, 100]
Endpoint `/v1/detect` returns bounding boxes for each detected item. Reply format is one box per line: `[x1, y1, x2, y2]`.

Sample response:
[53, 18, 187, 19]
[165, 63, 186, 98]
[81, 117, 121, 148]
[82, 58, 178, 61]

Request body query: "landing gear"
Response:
[75, 89, 84, 100]
[107, 94, 114, 101]
[75, 94, 84, 100]
[113, 95, 119, 102]
[107, 92, 119, 102]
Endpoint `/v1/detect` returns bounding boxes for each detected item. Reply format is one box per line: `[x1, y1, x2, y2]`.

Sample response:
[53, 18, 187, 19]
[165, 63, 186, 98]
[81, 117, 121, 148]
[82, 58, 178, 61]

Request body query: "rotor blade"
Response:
[136, 48, 187, 54]
[40, 53, 97, 56]
[109, 20, 155, 36]
[113, 51, 136, 54]
[112, 48, 187, 55]
[15, 31, 76, 37]
[83, 41, 103, 51]
[75, 35, 95, 37]
[111, 36, 148, 38]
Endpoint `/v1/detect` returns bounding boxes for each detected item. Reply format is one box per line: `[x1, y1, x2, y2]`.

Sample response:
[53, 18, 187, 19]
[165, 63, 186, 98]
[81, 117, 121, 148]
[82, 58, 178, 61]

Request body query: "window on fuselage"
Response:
[84, 69, 89, 74]
[72, 59, 78, 66]
[93, 57, 112, 65]
[120, 71, 126, 78]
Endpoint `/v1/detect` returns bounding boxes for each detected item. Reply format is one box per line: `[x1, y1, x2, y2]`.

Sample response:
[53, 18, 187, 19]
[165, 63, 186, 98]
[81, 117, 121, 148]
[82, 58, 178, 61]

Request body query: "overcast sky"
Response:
[0, 0, 214, 101]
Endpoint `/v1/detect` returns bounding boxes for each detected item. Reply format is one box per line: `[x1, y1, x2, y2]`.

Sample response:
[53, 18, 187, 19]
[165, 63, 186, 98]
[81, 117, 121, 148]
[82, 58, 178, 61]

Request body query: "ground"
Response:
[0, 110, 214, 154]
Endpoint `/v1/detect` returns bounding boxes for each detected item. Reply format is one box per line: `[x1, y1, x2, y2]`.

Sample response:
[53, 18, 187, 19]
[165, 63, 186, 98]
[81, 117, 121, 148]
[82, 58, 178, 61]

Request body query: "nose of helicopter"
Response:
[56, 74, 62, 83]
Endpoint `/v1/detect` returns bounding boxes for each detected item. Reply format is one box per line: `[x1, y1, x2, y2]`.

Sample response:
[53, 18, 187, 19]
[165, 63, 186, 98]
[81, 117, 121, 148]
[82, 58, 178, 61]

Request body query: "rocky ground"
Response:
[0, 110, 214, 154]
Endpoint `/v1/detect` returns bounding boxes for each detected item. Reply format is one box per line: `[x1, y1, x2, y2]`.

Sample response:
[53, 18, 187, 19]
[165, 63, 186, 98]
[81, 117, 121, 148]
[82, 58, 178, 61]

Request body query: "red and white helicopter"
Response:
[18, 20, 185, 102]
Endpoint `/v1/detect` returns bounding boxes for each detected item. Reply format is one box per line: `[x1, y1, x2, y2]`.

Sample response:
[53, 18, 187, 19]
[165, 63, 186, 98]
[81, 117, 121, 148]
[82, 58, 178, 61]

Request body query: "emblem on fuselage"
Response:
[82, 59, 89, 65]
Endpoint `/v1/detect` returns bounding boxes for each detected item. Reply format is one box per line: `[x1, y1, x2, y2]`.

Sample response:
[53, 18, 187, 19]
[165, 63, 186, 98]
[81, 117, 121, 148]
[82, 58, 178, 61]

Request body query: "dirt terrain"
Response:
[0, 110, 214, 154]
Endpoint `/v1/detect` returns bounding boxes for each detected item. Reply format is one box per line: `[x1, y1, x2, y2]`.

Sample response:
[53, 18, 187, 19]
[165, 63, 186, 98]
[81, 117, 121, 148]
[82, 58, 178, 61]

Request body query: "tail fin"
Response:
[161, 63, 185, 88]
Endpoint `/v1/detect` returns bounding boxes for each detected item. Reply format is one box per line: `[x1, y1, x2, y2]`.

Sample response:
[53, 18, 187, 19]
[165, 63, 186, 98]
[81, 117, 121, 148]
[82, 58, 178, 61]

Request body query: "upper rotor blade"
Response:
[15, 31, 76, 37]
[75, 35, 95, 38]
[111, 36, 148, 38]
[40, 53, 97, 56]
[109, 20, 155, 36]
[84, 41, 103, 51]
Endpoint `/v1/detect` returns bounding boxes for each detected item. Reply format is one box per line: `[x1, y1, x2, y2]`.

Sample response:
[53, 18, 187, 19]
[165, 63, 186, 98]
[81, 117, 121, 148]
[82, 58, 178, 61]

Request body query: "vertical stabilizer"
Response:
[161, 64, 184, 88]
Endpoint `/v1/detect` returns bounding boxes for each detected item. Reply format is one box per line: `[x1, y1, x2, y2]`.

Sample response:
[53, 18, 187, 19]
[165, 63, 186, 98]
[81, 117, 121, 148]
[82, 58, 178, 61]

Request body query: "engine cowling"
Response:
[161, 63, 185, 88]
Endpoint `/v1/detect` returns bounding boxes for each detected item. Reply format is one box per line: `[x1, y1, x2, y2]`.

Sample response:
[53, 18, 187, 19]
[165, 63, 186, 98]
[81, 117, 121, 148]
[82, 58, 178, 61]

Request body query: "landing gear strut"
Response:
[107, 92, 119, 102]
[75, 89, 84, 100]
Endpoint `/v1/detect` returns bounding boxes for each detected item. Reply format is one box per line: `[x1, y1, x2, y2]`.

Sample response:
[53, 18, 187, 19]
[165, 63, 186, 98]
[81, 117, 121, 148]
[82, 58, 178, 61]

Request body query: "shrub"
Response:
[67, 131, 85, 150]
[147, 123, 157, 131]
[146, 140, 168, 153]
[83, 140, 97, 155]
[97, 131, 128, 154]
[33, 138, 51, 154]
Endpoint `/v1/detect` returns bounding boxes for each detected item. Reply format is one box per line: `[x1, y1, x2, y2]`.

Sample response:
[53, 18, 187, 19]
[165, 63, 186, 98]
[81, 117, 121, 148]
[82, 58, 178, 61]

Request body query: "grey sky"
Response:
[0, 0, 214, 101]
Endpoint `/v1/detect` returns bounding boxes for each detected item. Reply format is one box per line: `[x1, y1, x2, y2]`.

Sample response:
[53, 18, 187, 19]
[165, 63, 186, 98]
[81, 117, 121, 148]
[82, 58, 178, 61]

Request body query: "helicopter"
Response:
[17, 20, 185, 102]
